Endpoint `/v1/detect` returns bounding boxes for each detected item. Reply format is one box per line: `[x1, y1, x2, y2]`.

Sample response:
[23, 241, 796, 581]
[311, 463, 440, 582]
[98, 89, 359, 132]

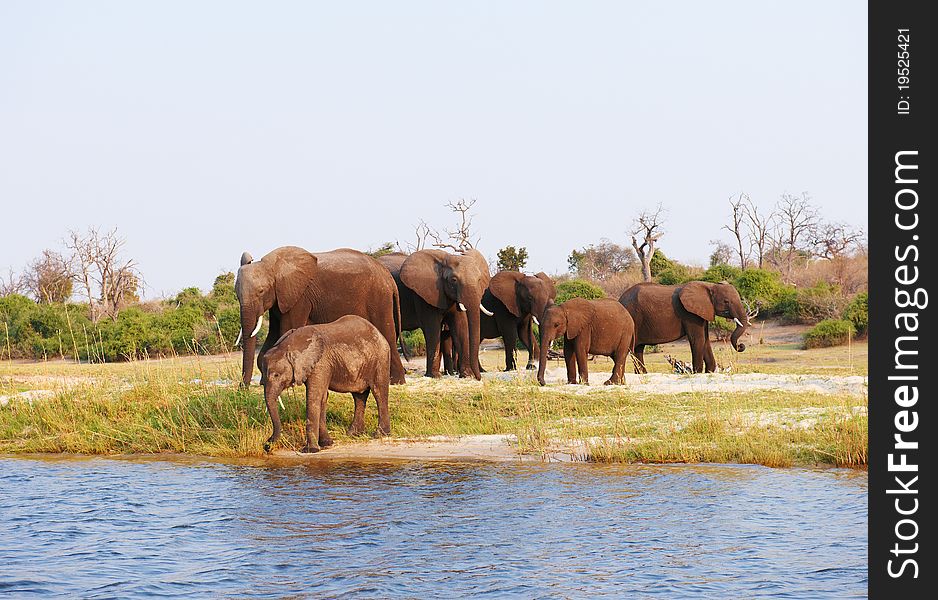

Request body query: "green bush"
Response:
[555, 279, 606, 304]
[656, 266, 690, 285]
[732, 269, 791, 314]
[401, 328, 426, 357]
[842, 292, 868, 336]
[804, 319, 856, 349]
[649, 250, 676, 276]
[0, 270, 241, 362]
[711, 316, 737, 341]
[700, 264, 742, 283]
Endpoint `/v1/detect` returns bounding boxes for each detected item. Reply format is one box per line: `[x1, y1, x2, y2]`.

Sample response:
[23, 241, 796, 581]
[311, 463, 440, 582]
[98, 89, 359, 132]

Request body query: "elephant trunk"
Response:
[240, 307, 260, 386]
[465, 294, 483, 380]
[729, 308, 749, 353]
[262, 382, 283, 452]
[537, 321, 554, 386]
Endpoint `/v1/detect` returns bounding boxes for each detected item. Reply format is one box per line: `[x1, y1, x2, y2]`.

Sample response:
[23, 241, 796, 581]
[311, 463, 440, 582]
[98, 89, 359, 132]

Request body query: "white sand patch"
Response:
[529, 367, 867, 396]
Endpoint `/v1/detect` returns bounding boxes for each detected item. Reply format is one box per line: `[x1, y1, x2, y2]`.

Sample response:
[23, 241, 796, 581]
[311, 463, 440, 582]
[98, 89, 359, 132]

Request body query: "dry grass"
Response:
[1, 344, 867, 467]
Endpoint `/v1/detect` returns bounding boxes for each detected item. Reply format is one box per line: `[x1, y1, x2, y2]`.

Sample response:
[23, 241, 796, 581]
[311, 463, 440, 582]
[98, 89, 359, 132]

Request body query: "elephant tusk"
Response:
[532, 316, 540, 326]
[480, 303, 494, 316]
[251, 315, 264, 337]
[277, 395, 285, 411]
[458, 303, 467, 312]
[234, 328, 243, 346]
[734, 317, 744, 328]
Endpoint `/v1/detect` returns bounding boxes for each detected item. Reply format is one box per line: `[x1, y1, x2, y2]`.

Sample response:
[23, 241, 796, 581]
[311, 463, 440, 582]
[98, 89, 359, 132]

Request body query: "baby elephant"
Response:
[536, 298, 636, 386]
[260, 315, 391, 453]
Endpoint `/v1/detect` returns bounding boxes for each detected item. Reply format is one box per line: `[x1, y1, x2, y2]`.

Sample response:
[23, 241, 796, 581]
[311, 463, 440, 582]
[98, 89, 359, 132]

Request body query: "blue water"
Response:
[0, 457, 866, 598]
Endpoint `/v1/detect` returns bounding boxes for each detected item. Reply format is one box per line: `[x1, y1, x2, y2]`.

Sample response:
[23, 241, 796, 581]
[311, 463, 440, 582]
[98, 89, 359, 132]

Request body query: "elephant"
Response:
[480, 271, 556, 370]
[235, 246, 405, 387]
[259, 315, 391, 453]
[618, 281, 750, 374]
[377, 249, 491, 379]
[537, 298, 635, 386]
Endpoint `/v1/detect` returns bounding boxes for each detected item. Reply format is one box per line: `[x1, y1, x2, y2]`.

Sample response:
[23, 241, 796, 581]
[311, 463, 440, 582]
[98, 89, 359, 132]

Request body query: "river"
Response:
[0, 456, 866, 598]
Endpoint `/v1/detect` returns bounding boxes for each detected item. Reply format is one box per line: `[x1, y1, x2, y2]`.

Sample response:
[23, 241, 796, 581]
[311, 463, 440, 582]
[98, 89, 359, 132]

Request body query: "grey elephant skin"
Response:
[481, 271, 556, 371]
[537, 298, 635, 386]
[618, 281, 750, 373]
[260, 315, 391, 453]
[235, 246, 405, 387]
[378, 249, 491, 380]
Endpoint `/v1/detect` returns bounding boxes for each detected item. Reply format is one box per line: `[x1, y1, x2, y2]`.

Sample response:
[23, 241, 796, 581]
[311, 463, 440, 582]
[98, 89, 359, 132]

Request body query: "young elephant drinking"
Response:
[536, 298, 636, 386]
[260, 315, 391, 453]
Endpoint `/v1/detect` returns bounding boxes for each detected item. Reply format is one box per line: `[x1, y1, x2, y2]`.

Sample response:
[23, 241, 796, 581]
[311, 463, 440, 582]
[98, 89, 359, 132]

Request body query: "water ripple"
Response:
[0, 458, 866, 598]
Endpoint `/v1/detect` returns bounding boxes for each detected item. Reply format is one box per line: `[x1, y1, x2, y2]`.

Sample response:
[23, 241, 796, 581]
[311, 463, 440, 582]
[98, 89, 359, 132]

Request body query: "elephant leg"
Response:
[440, 329, 456, 375]
[348, 391, 368, 436]
[372, 383, 391, 437]
[563, 339, 577, 384]
[703, 340, 717, 373]
[606, 345, 627, 385]
[633, 344, 647, 374]
[303, 383, 322, 453]
[381, 321, 406, 385]
[574, 335, 591, 385]
[519, 318, 538, 370]
[686, 323, 706, 373]
[420, 313, 444, 378]
[502, 325, 518, 371]
[318, 389, 333, 448]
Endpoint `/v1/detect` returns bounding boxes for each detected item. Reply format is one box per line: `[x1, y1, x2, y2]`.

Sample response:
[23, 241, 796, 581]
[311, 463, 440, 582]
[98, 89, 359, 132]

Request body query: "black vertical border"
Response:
[869, 1, 933, 597]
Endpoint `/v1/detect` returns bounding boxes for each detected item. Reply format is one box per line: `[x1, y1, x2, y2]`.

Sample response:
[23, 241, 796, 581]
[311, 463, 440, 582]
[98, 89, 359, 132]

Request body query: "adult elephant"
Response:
[481, 271, 556, 370]
[235, 246, 405, 386]
[378, 249, 491, 379]
[618, 281, 751, 373]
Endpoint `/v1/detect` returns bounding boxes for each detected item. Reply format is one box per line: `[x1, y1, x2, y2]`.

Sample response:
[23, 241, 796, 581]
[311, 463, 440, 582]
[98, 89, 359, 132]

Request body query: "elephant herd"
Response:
[235, 245, 753, 452]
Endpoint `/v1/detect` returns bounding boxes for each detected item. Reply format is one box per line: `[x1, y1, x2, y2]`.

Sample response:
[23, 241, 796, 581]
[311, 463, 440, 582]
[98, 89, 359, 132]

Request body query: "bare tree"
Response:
[723, 194, 750, 268]
[708, 240, 734, 267]
[772, 192, 819, 282]
[397, 220, 433, 253]
[431, 198, 480, 252]
[630, 205, 666, 282]
[743, 196, 775, 269]
[0, 267, 26, 297]
[568, 240, 637, 280]
[24, 250, 74, 303]
[65, 227, 142, 321]
[811, 222, 865, 260]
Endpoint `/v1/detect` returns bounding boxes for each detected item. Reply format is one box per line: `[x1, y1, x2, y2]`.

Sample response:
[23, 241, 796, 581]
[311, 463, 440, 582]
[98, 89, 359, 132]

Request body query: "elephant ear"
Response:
[489, 271, 523, 317]
[460, 249, 492, 290]
[286, 332, 323, 384]
[400, 250, 450, 309]
[565, 303, 591, 340]
[535, 272, 557, 300]
[274, 248, 319, 314]
[679, 282, 715, 321]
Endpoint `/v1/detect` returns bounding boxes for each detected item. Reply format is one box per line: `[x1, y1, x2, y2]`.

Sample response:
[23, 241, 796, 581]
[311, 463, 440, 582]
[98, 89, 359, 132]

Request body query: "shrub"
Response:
[732, 269, 791, 314]
[700, 264, 742, 284]
[842, 292, 868, 336]
[804, 319, 856, 349]
[401, 329, 426, 357]
[554, 279, 606, 304]
[711, 316, 737, 341]
[649, 250, 676, 276]
[656, 266, 691, 285]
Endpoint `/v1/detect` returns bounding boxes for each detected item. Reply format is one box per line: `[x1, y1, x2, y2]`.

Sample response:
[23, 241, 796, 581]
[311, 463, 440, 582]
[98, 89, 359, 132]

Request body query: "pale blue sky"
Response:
[1, 1, 867, 298]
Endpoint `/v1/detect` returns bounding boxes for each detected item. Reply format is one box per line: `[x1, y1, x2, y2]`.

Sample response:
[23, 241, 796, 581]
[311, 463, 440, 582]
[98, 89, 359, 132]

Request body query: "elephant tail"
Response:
[393, 287, 412, 361]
